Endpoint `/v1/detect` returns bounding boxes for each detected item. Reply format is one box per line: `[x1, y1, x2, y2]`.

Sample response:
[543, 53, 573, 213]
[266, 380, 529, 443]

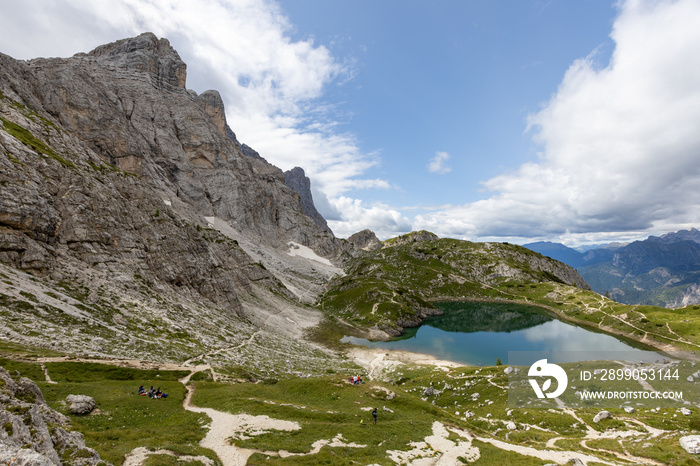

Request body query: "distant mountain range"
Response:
[524, 228, 700, 307]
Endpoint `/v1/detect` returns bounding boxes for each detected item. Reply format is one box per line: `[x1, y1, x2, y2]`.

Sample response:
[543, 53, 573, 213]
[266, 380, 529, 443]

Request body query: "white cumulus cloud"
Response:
[416, 0, 700, 243]
[327, 197, 412, 239]
[427, 151, 452, 174]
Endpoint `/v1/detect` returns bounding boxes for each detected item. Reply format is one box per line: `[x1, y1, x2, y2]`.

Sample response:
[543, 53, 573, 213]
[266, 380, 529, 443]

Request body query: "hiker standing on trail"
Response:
[372, 408, 377, 425]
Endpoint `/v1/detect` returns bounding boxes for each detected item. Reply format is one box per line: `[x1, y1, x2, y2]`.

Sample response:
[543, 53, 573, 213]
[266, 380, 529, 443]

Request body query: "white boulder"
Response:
[66, 394, 96, 415]
[680, 436, 700, 454]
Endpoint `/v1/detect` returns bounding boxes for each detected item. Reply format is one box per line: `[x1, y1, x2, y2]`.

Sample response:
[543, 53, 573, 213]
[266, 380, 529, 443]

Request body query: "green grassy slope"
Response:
[4, 357, 700, 465]
[319, 233, 700, 352]
[0, 358, 213, 465]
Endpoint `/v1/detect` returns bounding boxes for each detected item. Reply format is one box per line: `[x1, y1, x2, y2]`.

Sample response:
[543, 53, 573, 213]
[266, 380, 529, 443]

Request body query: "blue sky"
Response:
[1, 0, 699, 246]
[278, 0, 616, 210]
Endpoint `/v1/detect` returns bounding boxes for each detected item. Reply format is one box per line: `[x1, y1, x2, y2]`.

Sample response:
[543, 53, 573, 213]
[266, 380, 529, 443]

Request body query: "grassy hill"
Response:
[319, 232, 700, 352]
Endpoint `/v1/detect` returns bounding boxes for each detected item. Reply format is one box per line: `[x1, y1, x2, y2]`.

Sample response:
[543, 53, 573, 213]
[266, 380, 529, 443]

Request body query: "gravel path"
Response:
[181, 381, 300, 466]
[122, 447, 214, 466]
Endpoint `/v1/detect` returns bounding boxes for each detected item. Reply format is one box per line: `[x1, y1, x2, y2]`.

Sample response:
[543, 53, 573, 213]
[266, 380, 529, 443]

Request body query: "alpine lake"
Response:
[342, 301, 663, 365]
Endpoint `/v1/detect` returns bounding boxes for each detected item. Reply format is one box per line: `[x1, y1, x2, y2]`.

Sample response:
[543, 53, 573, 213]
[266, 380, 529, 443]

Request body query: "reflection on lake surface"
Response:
[342, 302, 661, 365]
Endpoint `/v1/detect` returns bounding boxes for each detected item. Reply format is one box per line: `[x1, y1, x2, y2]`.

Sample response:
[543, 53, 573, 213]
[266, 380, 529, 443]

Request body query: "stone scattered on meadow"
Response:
[680, 436, 700, 454]
[66, 394, 96, 415]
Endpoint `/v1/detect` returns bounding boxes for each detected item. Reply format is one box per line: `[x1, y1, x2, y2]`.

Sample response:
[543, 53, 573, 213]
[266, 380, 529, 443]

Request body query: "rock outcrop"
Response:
[284, 167, 331, 233]
[86, 32, 187, 89]
[489, 243, 590, 290]
[348, 229, 382, 251]
[385, 230, 439, 247]
[680, 435, 700, 454]
[0, 367, 105, 465]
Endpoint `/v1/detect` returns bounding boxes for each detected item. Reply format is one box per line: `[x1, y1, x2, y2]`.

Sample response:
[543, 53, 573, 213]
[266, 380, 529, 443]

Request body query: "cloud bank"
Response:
[327, 197, 412, 240]
[416, 0, 700, 243]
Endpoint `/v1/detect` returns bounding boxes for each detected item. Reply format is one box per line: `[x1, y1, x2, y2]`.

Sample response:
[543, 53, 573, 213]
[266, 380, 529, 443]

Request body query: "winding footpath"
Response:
[180, 380, 299, 466]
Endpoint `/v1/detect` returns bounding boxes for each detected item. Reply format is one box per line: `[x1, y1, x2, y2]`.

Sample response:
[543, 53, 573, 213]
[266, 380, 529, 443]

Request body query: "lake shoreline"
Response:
[346, 345, 467, 380]
[428, 297, 683, 355]
[345, 299, 672, 366]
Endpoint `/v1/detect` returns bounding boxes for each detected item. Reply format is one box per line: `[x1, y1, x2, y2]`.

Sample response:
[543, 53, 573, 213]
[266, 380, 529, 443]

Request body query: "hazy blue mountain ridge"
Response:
[524, 228, 700, 307]
[521, 241, 587, 268]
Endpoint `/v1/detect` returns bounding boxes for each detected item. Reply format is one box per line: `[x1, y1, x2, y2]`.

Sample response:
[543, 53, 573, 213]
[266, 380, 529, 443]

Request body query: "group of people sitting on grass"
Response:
[138, 385, 168, 398]
[349, 375, 364, 385]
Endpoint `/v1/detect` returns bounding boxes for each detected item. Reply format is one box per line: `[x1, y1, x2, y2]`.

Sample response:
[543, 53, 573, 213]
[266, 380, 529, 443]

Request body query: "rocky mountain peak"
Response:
[348, 229, 382, 251]
[651, 227, 700, 244]
[84, 32, 187, 89]
[7, 33, 343, 253]
[0, 33, 356, 342]
[284, 167, 331, 233]
[195, 89, 228, 137]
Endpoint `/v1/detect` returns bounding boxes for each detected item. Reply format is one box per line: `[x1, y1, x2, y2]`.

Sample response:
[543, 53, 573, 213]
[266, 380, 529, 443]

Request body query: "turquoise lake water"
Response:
[342, 301, 661, 365]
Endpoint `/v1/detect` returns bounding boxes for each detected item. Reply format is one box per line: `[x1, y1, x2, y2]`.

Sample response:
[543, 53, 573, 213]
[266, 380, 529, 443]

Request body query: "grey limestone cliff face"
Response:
[0, 32, 352, 320]
[86, 32, 187, 89]
[284, 167, 331, 233]
[0, 85, 280, 315]
[10, 32, 339, 255]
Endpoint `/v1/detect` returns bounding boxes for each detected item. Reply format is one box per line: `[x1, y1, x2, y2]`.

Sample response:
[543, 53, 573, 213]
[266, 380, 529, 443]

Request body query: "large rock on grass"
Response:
[593, 411, 612, 423]
[680, 435, 700, 454]
[66, 395, 96, 415]
[0, 445, 55, 466]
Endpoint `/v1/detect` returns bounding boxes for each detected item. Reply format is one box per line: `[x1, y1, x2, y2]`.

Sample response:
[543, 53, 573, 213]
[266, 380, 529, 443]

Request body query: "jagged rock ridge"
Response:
[526, 228, 700, 307]
[347, 229, 382, 251]
[284, 166, 331, 233]
[5, 32, 340, 253]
